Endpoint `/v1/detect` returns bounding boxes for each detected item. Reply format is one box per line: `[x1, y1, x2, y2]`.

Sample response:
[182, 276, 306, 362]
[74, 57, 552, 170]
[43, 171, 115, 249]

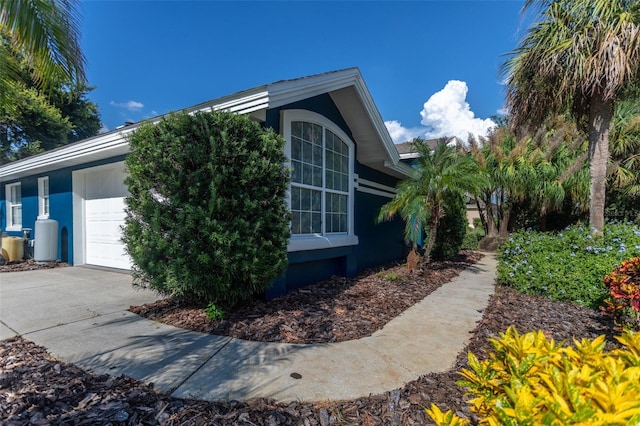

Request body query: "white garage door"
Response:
[84, 164, 131, 270]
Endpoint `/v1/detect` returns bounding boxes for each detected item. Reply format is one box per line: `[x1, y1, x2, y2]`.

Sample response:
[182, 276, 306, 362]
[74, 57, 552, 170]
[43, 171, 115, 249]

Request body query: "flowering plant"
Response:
[603, 257, 640, 330]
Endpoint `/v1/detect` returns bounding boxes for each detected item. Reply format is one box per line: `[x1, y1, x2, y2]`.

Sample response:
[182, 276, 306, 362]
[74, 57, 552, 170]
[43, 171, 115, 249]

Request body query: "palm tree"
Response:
[609, 96, 640, 199]
[378, 139, 487, 266]
[504, 0, 640, 234]
[0, 0, 86, 106]
[471, 116, 589, 237]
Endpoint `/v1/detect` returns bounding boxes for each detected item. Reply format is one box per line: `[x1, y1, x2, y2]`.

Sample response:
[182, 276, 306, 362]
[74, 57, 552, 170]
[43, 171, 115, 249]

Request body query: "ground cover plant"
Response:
[498, 222, 640, 309]
[428, 328, 640, 425]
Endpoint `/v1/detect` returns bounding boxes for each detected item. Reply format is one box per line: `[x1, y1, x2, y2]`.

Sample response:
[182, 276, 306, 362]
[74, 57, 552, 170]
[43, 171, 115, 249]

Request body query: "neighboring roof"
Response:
[1, 68, 414, 181]
[395, 139, 441, 160]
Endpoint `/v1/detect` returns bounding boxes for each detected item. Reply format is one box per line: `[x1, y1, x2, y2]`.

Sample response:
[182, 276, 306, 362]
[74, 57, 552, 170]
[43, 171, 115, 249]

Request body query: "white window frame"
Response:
[282, 109, 358, 252]
[5, 182, 22, 231]
[38, 176, 50, 219]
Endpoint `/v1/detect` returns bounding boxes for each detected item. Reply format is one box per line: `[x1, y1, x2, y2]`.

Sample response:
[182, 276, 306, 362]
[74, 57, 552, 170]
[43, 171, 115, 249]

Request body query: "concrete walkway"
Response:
[0, 255, 496, 402]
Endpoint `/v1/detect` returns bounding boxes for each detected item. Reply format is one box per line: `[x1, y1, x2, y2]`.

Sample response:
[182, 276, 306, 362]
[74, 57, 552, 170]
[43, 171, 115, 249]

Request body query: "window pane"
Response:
[341, 175, 348, 192]
[303, 141, 312, 163]
[11, 206, 22, 226]
[291, 160, 301, 183]
[325, 193, 348, 233]
[326, 172, 333, 189]
[291, 137, 302, 161]
[44, 198, 50, 216]
[312, 213, 322, 233]
[291, 211, 301, 234]
[301, 212, 311, 233]
[292, 121, 302, 137]
[303, 164, 313, 185]
[291, 186, 300, 210]
[312, 165, 322, 187]
[11, 186, 21, 203]
[301, 188, 311, 210]
[312, 144, 322, 167]
[290, 186, 322, 235]
[43, 179, 49, 196]
[312, 190, 321, 211]
[326, 131, 334, 152]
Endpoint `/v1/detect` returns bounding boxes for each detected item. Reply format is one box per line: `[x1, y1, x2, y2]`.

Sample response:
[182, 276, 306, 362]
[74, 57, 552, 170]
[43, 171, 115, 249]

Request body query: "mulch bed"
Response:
[0, 259, 69, 273]
[0, 251, 618, 424]
[130, 250, 484, 344]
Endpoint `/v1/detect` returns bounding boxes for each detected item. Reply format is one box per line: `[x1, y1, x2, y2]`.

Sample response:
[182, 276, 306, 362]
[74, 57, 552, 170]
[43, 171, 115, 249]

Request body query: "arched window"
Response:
[283, 110, 358, 251]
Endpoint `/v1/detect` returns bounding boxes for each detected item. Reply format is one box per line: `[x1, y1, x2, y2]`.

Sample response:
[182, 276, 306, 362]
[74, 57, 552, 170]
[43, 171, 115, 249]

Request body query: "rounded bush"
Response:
[123, 111, 290, 307]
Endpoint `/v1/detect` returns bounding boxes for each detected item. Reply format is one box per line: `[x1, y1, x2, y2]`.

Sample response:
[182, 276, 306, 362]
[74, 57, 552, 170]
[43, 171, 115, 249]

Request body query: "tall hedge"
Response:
[431, 193, 467, 260]
[123, 111, 290, 306]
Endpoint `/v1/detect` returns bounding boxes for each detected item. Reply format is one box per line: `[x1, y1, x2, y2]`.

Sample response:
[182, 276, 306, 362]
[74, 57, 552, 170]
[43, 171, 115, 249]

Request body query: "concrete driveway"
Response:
[0, 266, 159, 340]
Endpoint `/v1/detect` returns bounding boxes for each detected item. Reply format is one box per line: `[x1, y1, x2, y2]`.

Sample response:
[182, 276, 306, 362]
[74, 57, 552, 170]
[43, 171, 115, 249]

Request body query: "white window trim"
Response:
[282, 109, 358, 252]
[5, 182, 22, 231]
[37, 176, 50, 219]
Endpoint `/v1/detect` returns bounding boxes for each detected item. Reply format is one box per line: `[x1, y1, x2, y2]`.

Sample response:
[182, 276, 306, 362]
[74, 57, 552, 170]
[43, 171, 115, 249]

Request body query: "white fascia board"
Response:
[350, 75, 405, 174]
[399, 152, 420, 160]
[0, 129, 134, 181]
[0, 89, 270, 182]
[267, 68, 360, 108]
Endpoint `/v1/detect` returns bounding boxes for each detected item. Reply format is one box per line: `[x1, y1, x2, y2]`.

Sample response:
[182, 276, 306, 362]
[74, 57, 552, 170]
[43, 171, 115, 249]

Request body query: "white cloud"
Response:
[420, 80, 495, 141]
[98, 124, 109, 134]
[386, 81, 495, 144]
[110, 100, 144, 111]
[384, 120, 425, 144]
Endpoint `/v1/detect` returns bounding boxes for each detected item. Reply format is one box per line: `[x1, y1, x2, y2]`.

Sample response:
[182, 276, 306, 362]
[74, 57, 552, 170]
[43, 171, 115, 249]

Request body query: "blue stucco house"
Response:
[0, 68, 411, 296]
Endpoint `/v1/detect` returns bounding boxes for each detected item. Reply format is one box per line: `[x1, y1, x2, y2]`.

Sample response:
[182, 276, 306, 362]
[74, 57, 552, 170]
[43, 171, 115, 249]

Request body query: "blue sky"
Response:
[80, 1, 530, 142]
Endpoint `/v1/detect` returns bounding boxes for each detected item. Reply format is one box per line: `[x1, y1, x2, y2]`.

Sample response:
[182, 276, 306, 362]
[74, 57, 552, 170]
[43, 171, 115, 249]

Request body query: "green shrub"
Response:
[461, 227, 484, 250]
[427, 327, 640, 425]
[432, 194, 467, 260]
[123, 111, 290, 307]
[497, 222, 640, 309]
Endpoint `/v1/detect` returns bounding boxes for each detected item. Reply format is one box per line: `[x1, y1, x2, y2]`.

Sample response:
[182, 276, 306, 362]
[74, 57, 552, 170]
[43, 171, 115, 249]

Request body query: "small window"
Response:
[38, 177, 50, 219]
[5, 183, 22, 230]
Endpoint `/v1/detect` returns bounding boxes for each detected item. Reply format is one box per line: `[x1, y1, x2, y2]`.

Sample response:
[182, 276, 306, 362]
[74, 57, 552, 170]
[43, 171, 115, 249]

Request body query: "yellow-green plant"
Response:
[427, 327, 640, 425]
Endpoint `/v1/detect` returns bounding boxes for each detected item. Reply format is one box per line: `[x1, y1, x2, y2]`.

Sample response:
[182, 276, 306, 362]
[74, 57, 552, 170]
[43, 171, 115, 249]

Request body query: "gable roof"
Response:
[395, 139, 441, 160]
[1, 68, 413, 181]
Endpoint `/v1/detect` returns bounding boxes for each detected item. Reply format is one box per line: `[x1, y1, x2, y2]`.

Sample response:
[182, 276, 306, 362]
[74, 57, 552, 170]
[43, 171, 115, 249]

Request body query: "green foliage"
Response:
[204, 302, 225, 321]
[0, 84, 72, 163]
[608, 96, 640, 201]
[123, 110, 291, 307]
[428, 327, 640, 425]
[377, 270, 404, 282]
[470, 117, 589, 237]
[503, 0, 640, 233]
[497, 223, 640, 309]
[51, 82, 101, 142]
[378, 139, 487, 263]
[603, 257, 640, 331]
[432, 194, 467, 260]
[0, 43, 100, 164]
[462, 227, 484, 250]
[0, 0, 86, 107]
